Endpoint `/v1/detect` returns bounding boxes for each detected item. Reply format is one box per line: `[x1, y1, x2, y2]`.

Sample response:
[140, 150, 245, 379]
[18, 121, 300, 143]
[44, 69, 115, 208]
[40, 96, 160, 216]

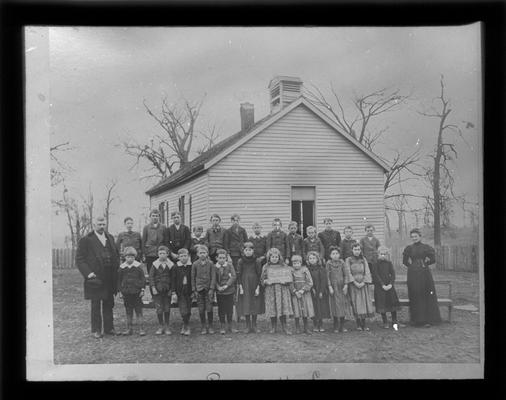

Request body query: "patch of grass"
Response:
[53, 269, 481, 364]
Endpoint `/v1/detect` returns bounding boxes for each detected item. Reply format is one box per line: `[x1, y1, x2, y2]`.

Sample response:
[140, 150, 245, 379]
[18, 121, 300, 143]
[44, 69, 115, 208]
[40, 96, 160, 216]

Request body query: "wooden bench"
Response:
[373, 280, 453, 322]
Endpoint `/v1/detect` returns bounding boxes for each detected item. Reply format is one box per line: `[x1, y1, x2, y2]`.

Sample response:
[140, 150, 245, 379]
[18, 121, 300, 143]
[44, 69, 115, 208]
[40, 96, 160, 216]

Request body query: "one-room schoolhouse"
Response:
[146, 76, 389, 241]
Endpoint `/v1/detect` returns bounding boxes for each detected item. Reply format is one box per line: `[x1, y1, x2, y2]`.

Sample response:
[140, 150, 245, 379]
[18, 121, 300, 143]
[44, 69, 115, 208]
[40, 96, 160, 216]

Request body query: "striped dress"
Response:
[261, 262, 293, 317]
[326, 259, 353, 318]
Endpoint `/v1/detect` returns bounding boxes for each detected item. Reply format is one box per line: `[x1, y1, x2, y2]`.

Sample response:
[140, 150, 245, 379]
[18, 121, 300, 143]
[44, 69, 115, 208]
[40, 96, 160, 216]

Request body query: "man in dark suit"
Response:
[76, 216, 120, 338]
[164, 211, 191, 262]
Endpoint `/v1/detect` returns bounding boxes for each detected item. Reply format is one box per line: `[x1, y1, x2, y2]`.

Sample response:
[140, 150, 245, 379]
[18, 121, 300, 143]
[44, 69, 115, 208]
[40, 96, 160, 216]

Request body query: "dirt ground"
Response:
[53, 267, 481, 364]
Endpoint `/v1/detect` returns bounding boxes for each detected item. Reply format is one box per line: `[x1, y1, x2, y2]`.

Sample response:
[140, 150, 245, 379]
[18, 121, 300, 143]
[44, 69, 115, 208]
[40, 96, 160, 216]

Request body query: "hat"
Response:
[85, 277, 103, 290]
[123, 246, 137, 256]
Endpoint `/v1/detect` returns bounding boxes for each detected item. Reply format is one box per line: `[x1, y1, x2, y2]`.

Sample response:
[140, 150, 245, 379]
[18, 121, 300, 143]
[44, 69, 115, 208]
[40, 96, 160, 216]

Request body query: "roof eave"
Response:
[145, 166, 206, 196]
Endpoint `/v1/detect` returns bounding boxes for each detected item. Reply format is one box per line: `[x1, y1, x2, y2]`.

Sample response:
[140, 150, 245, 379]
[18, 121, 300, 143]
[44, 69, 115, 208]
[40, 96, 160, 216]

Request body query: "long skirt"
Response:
[373, 284, 401, 314]
[407, 266, 442, 325]
[329, 288, 353, 318]
[311, 292, 331, 320]
[348, 284, 375, 318]
[236, 272, 265, 316]
[264, 283, 293, 317]
[291, 292, 315, 318]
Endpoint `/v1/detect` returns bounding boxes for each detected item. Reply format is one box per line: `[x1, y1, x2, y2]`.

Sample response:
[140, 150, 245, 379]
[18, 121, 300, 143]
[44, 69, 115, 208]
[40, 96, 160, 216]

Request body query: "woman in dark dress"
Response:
[402, 229, 442, 327]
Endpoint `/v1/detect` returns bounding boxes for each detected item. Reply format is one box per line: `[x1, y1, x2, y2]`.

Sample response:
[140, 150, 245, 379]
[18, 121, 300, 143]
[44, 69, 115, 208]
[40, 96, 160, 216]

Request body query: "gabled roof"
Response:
[146, 96, 390, 196]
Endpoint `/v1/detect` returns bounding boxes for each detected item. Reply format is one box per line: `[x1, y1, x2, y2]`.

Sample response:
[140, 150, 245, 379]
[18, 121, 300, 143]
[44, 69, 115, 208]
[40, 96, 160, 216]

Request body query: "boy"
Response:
[148, 245, 175, 335]
[286, 221, 304, 263]
[303, 226, 325, 261]
[359, 224, 381, 266]
[116, 217, 143, 262]
[117, 247, 146, 336]
[142, 209, 166, 274]
[266, 218, 289, 264]
[224, 214, 248, 272]
[205, 214, 227, 263]
[340, 226, 358, 261]
[214, 249, 237, 334]
[249, 222, 267, 265]
[190, 225, 207, 263]
[164, 211, 191, 262]
[191, 245, 216, 334]
[174, 248, 193, 335]
[318, 218, 342, 262]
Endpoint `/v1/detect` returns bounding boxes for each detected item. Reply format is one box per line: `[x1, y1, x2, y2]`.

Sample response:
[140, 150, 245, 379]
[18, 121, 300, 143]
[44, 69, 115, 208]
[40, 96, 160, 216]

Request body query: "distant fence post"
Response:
[52, 248, 76, 269]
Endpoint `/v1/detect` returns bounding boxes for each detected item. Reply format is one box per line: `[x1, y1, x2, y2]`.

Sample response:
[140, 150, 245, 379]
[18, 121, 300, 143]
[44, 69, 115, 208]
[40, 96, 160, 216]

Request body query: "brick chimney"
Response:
[268, 75, 303, 114]
[240, 102, 255, 131]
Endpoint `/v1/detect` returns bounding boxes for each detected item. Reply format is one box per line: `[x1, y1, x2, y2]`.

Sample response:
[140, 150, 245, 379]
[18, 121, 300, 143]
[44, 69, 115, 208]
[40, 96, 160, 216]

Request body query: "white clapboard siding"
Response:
[208, 103, 386, 240]
[150, 173, 209, 230]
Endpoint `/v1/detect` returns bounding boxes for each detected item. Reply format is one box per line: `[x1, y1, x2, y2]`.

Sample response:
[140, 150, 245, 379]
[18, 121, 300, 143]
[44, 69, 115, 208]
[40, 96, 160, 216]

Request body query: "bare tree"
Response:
[83, 182, 94, 233]
[50, 141, 74, 186]
[121, 94, 219, 180]
[418, 75, 469, 246]
[53, 183, 92, 249]
[103, 179, 118, 230]
[196, 122, 221, 156]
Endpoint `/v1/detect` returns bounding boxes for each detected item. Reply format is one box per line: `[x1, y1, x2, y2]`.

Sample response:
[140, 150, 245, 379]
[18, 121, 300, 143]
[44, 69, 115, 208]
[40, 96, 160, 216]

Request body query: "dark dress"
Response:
[308, 263, 331, 320]
[371, 259, 400, 314]
[402, 242, 442, 325]
[236, 255, 265, 316]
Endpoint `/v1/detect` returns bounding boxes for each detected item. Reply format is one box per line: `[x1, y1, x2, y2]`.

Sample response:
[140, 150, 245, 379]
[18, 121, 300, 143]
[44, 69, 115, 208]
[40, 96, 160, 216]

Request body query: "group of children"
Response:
[116, 216, 402, 337]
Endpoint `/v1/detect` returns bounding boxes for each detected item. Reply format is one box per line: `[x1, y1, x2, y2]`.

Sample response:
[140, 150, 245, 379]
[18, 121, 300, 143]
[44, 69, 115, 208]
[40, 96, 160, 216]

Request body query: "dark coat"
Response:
[117, 261, 146, 295]
[224, 225, 248, 257]
[266, 230, 289, 259]
[340, 238, 358, 260]
[76, 231, 120, 300]
[205, 227, 227, 256]
[287, 232, 304, 260]
[142, 223, 166, 257]
[164, 224, 191, 255]
[303, 237, 325, 260]
[249, 235, 267, 260]
[318, 229, 342, 260]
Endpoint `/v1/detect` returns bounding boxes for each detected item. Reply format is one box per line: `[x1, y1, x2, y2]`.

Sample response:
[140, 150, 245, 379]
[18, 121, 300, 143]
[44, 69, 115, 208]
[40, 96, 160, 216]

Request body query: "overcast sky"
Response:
[47, 25, 482, 246]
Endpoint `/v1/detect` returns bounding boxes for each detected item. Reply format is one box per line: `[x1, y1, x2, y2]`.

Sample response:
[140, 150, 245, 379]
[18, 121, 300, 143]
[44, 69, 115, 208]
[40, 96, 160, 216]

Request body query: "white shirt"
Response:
[94, 231, 107, 246]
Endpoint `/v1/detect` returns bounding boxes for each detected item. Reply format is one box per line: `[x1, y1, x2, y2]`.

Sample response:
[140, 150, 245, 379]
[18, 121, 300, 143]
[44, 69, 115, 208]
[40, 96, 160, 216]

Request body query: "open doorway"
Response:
[291, 186, 315, 238]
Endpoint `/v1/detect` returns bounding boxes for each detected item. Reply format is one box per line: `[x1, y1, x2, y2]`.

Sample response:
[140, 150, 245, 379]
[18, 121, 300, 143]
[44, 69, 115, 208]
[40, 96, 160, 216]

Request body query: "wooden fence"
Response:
[52, 244, 478, 272]
[390, 244, 478, 272]
[52, 248, 76, 269]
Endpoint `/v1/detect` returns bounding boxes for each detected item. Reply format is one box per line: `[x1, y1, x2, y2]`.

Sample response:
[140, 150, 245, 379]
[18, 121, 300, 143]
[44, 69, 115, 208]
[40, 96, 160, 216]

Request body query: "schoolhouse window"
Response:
[158, 202, 165, 225]
[178, 195, 185, 223]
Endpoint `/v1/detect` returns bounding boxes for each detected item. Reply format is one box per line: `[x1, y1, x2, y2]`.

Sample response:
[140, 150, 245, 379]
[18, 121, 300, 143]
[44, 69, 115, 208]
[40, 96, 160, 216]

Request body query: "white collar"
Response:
[153, 259, 174, 269]
[253, 234, 263, 239]
[215, 262, 227, 269]
[177, 260, 192, 267]
[120, 260, 141, 269]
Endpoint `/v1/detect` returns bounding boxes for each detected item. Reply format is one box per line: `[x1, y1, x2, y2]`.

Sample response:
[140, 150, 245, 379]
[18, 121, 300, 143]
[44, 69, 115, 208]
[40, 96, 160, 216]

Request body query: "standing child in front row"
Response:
[191, 245, 216, 335]
[261, 248, 294, 334]
[306, 251, 330, 332]
[345, 243, 375, 331]
[214, 249, 237, 334]
[326, 246, 353, 333]
[290, 255, 314, 334]
[236, 242, 265, 333]
[117, 247, 146, 336]
[148, 245, 175, 335]
[372, 246, 402, 330]
[174, 248, 193, 336]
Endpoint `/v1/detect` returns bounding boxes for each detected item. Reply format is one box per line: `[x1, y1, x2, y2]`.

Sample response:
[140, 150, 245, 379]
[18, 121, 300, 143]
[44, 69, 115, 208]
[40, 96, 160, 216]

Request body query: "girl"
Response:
[214, 249, 237, 334]
[290, 254, 314, 334]
[402, 228, 442, 327]
[359, 224, 381, 267]
[306, 251, 330, 332]
[236, 242, 265, 333]
[372, 246, 401, 330]
[261, 248, 294, 334]
[326, 246, 353, 333]
[345, 243, 375, 331]
[286, 221, 304, 263]
[117, 247, 146, 336]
